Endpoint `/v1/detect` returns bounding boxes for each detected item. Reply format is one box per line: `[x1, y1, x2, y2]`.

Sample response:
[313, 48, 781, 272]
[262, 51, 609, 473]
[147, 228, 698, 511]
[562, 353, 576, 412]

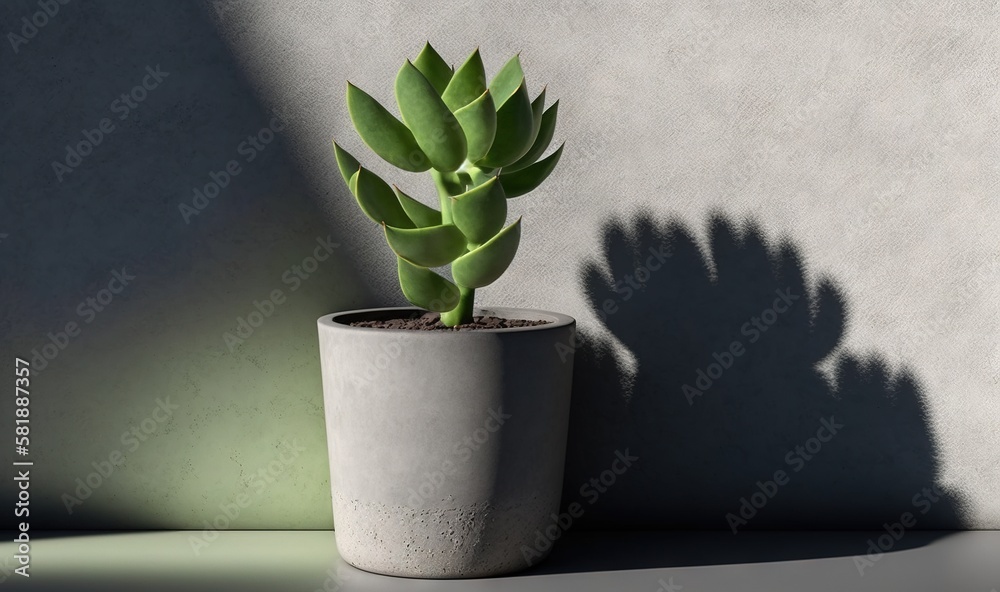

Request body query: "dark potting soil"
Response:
[349, 311, 551, 331]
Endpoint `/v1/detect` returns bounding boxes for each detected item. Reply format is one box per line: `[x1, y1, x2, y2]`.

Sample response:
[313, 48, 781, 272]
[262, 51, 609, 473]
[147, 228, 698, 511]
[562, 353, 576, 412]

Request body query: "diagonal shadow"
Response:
[546, 210, 967, 567]
[0, 0, 370, 530]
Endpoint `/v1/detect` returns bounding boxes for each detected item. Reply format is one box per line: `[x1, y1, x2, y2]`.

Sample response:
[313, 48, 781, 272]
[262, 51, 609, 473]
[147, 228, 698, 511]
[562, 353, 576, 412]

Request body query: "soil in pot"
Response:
[348, 311, 551, 331]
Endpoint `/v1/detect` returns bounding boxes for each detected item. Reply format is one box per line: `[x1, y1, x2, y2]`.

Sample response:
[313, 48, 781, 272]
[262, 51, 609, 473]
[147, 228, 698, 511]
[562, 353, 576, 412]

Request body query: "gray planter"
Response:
[316, 306, 576, 578]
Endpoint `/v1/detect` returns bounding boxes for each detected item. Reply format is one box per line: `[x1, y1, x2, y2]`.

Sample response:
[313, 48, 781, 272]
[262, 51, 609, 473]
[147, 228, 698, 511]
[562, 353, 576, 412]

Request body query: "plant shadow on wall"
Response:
[541, 211, 967, 570]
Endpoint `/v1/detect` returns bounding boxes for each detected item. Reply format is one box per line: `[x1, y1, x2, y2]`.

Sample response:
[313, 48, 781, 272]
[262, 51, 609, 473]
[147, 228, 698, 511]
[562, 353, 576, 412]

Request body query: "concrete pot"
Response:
[317, 306, 576, 578]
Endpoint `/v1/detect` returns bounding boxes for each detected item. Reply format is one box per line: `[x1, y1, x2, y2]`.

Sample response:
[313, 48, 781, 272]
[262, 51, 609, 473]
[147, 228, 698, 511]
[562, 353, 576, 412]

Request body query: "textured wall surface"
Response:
[2, 0, 997, 531]
[0, 1, 370, 531]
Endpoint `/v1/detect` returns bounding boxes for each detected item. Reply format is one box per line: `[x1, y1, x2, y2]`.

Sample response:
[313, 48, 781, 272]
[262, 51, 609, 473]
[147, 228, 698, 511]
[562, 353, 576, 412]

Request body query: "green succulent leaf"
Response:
[526, 87, 546, 149]
[431, 169, 467, 199]
[489, 54, 524, 108]
[451, 217, 521, 288]
[441, 47, 487, 111]
[397, 257, 461, 312]
[395, 60, 467, 172]
[498, 143, 564, 198]
[393, 186, 442, 228]
[349, 169, 358, 195]
[505, 100, 558, 173]
[353, 167, 414, 228]
[453, 90, 497, 163]
[451, 176, 507, 245]
[385, 223, 467, 268]
[346, 82, 430, 172]
[467, 166, 495, 186]
[413, 42, 453, 95]
[333, 140, 360, 186]
[478, 79, 533, 168]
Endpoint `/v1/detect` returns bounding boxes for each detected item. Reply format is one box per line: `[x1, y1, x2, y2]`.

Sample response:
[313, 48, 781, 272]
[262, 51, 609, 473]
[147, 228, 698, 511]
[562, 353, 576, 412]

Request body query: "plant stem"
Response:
[432, 169, 476, 326]
[440, 286, 475, 326]
[432, 169, 463, 224]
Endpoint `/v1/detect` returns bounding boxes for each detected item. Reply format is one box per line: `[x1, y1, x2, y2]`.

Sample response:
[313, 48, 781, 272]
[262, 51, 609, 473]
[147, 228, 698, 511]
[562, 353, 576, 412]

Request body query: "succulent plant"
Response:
[333, 43, 563, 326]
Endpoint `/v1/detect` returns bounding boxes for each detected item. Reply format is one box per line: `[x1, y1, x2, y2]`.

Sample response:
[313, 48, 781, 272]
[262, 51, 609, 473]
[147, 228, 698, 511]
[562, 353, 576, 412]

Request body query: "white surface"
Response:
[0, 530, 996, 591]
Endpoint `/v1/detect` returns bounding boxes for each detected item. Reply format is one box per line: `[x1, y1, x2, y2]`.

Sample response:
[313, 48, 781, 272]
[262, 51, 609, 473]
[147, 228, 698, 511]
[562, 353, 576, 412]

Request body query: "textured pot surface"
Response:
[317, 307, 576, 578]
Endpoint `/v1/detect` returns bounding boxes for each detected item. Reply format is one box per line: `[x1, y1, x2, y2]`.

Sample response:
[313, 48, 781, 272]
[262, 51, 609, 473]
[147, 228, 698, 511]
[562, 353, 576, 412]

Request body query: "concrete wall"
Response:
[0, 1, 369, 530]
[2, 0, 996, 530]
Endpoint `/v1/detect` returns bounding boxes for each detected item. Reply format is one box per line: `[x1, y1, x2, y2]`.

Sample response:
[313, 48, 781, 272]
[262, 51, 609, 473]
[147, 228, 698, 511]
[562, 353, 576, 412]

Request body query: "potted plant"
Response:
[317, 43, 576, 578]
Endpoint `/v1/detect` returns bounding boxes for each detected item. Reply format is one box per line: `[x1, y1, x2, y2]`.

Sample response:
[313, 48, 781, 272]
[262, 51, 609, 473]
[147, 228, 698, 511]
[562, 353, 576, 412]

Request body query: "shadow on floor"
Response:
[526, 530, 964, 574]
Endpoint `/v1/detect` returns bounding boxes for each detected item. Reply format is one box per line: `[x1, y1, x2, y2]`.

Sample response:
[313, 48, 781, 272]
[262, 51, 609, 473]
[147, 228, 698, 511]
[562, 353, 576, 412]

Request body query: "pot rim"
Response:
[318, 306, 575, 334]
